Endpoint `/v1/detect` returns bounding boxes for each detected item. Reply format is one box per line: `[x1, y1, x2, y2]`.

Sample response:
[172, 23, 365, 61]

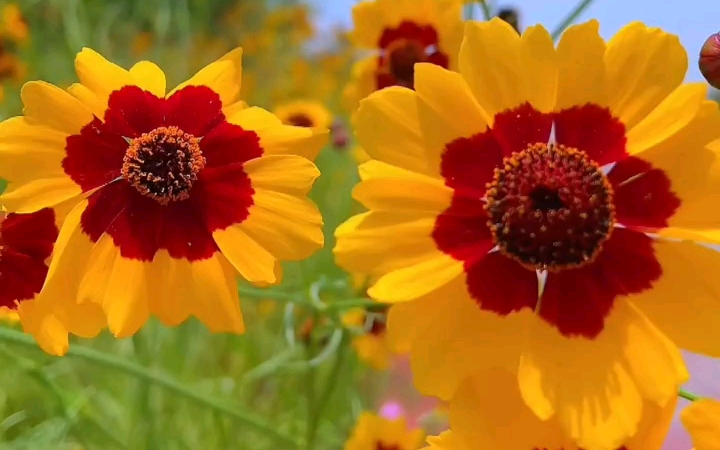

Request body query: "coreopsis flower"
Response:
[0, 47, 327, 346]
[334, 18, 720, 449]
[699, 32, 720, 90]
[273, 100, 333, 129]
[681, 399, 720, 450]
[344, 0, 464, 110]
[423, 431, 469, 450]
[0, 207, 103, 354]
[344, 412, 424, 450]
[342, 305, 395, 370]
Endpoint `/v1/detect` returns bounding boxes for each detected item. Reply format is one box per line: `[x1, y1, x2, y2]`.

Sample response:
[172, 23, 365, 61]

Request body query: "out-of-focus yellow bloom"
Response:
[1, 4, 27, 44]
[345, 412, 424, 450]
[274, 100, 333, 129]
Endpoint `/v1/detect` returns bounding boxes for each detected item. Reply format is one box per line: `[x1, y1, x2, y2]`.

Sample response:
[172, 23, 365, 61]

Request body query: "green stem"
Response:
[480, 0, 493, 21]
[0, 327, 298, 449]
[679, 388, 700, 402]
[324, 298, 379, 312]
[311, 331, 348, 433]
[304, 312, 319, 450]
[551, 0, 595, 40]
[131, 334, 154, 450]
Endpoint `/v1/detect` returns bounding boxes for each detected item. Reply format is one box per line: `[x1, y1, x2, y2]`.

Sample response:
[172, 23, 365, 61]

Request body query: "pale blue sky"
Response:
[310, 0, 720, 82]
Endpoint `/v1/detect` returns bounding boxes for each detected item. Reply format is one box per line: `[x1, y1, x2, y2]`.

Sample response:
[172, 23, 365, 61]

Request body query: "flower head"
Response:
[335, 18, 720, 449]
[273, 100, 333, 129]
[0, 47, 327, 349]
[343, 305, 395, 370]
[1, 4, 27, 44]
[344, 412, 424, 450]
[345, 0, 463, 110]
[681, 399, 720, 450]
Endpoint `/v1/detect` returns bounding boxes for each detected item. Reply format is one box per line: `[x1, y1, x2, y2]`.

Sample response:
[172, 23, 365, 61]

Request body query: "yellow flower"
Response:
[345, 412, 424, 450]
[681, 399, 720, 450]
[334, 18, 720, 449]
[0, 47, 328, 352]
[1, 4, 27, 44]
[342, 306, 395, 370]
[274, 100, 333, 129]
[422, 369, 675, 449]
[347, 0, 463, 97]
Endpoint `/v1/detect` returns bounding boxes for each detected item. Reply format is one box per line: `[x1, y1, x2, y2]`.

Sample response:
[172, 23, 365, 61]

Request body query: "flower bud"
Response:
[700, 32, 720, 89]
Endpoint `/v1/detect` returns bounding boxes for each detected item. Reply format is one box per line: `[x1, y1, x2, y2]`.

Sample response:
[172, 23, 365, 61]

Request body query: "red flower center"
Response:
[485, 142, 615, 272]
[368, 314, 387, 336]
[287, 114, 314, 127]
[121, 126, 206, 205]
[386, 39, 426, 88]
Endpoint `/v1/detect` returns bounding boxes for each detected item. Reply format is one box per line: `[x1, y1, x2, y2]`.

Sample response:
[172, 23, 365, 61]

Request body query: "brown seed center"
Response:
[121, 126, 205, 205]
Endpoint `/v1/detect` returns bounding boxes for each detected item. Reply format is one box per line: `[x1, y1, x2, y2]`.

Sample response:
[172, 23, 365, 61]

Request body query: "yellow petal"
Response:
[0, 117, 67, 183]
[631, 240, 720, 357]
[355, 87, 435, 175]
[169, 48, 243, 105]
[229, 108, 328, 161]
[21, 81, 94, 135]
[350, 0, 384, 48]
[681, 399, 720, 450]
[400, 279, 529, 399]
[415, 63, 486, 141]
[74, 48, 135, 106]
[146, 251, 192, 327]
[17, 299, 70, 356]
[334, 211, 439, 275]
[627, 83, 708, 155]
[605, 22, 687, 129]
[32, 200, 107, 339]
[244, 154, 320, 195]
[520, 24, 557, 113]
[187, 254, 245, 334]
[556, 20, 607, 110]
[67, 83, 106, 119]
[213, 225, 277, 285]
[1, 178, 81, 214]
[129, 60, 166, 97]
[78, 234, 151, 338]
[237, 189, 323, 261]
[368, 253, 464, 302]
[352, 334, 391, 370]
[459, 19, 525, 119]
[450, 369, 573, 449]
[518, 300, 687, 449]
[353, 165, 452, 212]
